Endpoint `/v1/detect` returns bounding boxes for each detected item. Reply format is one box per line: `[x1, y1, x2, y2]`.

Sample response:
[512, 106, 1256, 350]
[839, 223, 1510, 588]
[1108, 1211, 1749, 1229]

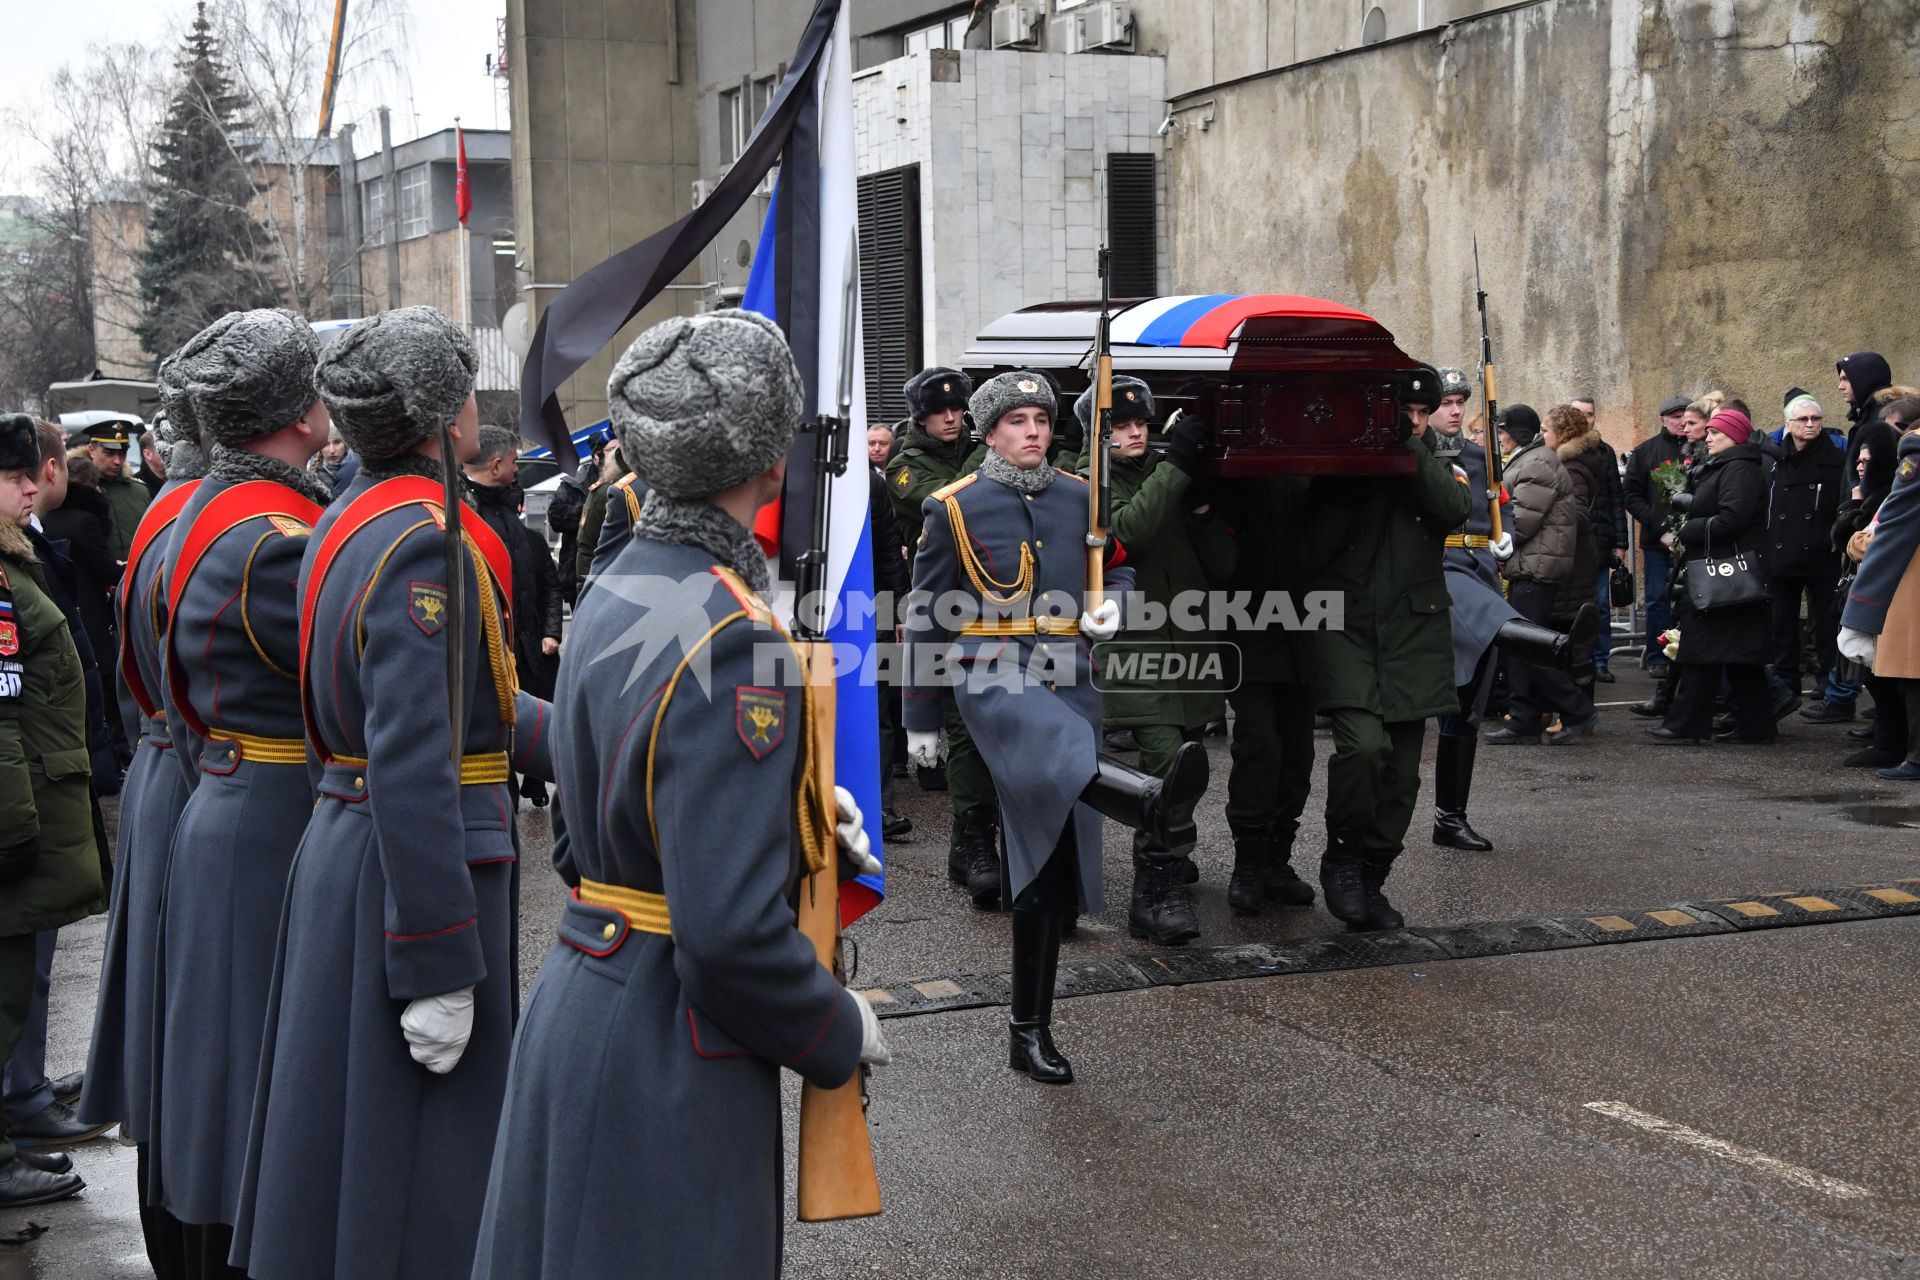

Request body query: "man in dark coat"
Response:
[1839, 431, 1920, 779]
[471, 310, 889, 1278]
[85, 419, 152, 562]
[546, 437, 595, 603]
[465, 425, 564, 806]
[869, 462, 912, 838]
[1807, 353, 1896, 722]
[1766, 394, 1846, 693]
[0, 414, 107, 1209]
[230, 308, 555, 1280]
[1291, 403, 1471, 929]
[36, 441, 119, 701]
[1622, 395, 1692, 680]
[908, 371, 1205, 1080]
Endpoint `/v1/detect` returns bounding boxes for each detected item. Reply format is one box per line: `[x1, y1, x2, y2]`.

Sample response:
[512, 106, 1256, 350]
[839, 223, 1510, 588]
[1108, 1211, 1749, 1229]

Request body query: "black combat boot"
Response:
[1629, 673, 1672, 719]
[1081, 742, 1210, 851]
[1319, 827, 1371, 928]
[1359, 849, 1406, 930]
[946, 811, 971, 885]
[1432, 732, 1493, 851]
[1128, 849, 1201, 945]
[1008, 909, 1071, 1084]
[953, 809, 1001, 909]
[1264, 819, 1315, 905]
[1226, 820, 1271, 915]
[1494, 602, 1599, 686]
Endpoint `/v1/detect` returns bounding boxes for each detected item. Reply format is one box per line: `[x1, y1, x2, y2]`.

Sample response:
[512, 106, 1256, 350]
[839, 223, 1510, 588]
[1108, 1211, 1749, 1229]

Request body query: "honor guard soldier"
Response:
[0, 413, 106, 1209]
[84, 418, 154, 562]
[906, 372, 1208, 1081]
[585, 464, 647, 581]
[1291, 391, 1472, 930]
[886, 367, 1004, 905]
[472, 310, 888, 1278]
[76, 375, 210, 1258]
[1074, 377, 1227, 945]
[1416, 367, 1596, 851]
[231, 308, 554, 1280]
[140, 311, 334, 1275]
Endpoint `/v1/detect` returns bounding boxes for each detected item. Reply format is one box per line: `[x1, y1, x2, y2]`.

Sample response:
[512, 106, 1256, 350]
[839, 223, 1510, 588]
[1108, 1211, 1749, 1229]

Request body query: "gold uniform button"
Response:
[601, 922, 618, 941]
[1035, 539, 1045, 548]
[352, 776, 365, 791]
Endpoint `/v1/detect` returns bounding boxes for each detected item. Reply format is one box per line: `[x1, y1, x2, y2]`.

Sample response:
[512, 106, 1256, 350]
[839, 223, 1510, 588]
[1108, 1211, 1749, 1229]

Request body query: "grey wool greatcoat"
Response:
[1433, 437, 1520, 692]
[905, 466, 1134, 911]
[78, 479, 204, 1138]
[230, 470, 554, 1280]
[146, 473, 322, 1228]
[470, 538, 865, 1280]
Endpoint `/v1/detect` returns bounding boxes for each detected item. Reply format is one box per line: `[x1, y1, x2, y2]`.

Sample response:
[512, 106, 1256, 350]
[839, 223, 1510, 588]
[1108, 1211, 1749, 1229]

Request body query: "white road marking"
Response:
[1584, 1101, 1873, 1200]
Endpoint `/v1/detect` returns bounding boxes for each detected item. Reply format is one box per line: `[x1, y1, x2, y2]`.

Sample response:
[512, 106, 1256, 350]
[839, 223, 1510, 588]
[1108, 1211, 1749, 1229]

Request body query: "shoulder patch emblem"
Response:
[0, 619, 17, 658]
[1901, 458, 1917, 483]
[408, 580, 449, 635]
[268, 515, 311, 538]
[735, 687, 787, 760]
[893, 467, 913, 493]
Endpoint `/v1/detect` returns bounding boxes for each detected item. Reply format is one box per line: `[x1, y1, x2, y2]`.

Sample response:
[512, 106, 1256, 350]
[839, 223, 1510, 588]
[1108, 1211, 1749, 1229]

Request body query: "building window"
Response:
[751, 75, 777, 129]
[1362, 6, 1387, 44]
[720, 87, 745, 162]
[361, 175, 388, 246]
[1105, 153, 1157, 298]
[856, 166, 922, 422]
[398, 164, 431, 239]
[902, 13, 968, 56]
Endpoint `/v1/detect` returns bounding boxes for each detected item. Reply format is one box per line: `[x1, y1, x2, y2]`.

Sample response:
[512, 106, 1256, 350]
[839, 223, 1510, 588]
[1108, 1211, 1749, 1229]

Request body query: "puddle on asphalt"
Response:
[1840, 804, 1920, 829]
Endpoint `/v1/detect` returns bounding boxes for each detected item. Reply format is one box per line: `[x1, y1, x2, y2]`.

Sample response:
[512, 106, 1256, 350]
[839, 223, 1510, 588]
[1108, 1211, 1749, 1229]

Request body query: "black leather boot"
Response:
[1226, 820, 1270, 915]
[1128, 850, 1201, 945]
[1264, 820, 1315, 905]
[946, 811, 971, 885]
[955, 809, 1002, 909]
[1629, 673, 1672, 718]
[1496, 603, 1600, 687]
[1082, 742, 1210, 851]
[1008, 909, 1071, 1084]
[1359, 848, 1406, 930]
[1432, 732, 1493, 851]
[1319, 827, 1370, 927]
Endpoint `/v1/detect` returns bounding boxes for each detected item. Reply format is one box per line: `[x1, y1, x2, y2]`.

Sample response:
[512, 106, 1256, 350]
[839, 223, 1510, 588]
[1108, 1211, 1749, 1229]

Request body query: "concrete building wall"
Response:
[1161, 0, 1920, 447]
[507, 0, 702, 432]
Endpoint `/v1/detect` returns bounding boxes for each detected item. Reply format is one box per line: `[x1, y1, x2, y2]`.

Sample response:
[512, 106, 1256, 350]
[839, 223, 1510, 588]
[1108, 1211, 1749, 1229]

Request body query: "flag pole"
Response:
[455, 117, 472, 332]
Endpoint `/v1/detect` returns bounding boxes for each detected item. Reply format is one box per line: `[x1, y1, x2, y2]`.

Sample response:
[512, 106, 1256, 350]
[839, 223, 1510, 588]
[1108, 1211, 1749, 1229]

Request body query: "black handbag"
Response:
[1609, 561, 1634, 606]
[1683, 534, 1770, 611]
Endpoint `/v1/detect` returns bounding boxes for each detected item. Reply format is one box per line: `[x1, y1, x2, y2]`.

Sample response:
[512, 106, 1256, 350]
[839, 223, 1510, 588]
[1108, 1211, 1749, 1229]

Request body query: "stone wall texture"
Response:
[1158, 0, 1920, 445]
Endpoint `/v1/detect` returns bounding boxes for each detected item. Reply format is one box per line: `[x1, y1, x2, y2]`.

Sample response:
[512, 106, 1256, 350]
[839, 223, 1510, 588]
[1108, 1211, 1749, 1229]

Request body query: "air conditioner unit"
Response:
[989, 2, 1042, 49]
[1050, 14, 1086, 55]
[691, 178, 716, 208]
[1079, 1, 1132, 49]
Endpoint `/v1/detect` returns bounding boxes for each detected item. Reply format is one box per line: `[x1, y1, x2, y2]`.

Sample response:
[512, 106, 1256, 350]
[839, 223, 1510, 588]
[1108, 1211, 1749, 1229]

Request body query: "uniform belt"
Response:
[959, 617, 1081, 637]
[576, 879, 672, 936]
[1445, 534, 1491, 549]
[330, 749, 511, 786]
[205, 728, 308, 765]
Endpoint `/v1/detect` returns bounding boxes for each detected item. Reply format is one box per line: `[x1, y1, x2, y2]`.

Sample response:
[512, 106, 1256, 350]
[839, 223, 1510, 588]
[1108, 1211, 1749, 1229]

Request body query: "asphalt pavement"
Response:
[4, 664, 1917, 1278]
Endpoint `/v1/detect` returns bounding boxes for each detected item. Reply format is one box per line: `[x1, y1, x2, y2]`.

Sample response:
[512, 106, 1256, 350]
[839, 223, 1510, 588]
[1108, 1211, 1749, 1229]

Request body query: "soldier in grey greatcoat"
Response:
[905, 372, 1208, 1084]
[584, 467, 647, 582]
[230, 308, 554, 1280]
[76, 384, 209, 1264]
[142, 310, 333, 1274]
[471, 310, 889, 1279]
[1416, 365, 1596, 852]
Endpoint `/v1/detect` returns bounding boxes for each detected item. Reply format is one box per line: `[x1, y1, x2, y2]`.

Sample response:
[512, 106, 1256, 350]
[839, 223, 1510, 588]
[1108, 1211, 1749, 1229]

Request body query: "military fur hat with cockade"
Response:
[314, 307, 477, 461]
[904, 367, 972, 421]
[169, 308, 321, 447]
[968, 371, 1056, 435]
[1072, 375, 1154, 430]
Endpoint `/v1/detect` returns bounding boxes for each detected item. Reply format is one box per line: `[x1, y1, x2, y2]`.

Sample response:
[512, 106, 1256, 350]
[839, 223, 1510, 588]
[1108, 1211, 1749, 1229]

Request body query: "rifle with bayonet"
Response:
[1472, 237, 1506, 546]
[1085, 244, 1114, 608]
[793, 232, 883, 1224]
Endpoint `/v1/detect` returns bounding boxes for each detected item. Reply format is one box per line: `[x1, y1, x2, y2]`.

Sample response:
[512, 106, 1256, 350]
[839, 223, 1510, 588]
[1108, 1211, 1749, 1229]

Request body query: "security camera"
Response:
[1155, 112, 1176, 138]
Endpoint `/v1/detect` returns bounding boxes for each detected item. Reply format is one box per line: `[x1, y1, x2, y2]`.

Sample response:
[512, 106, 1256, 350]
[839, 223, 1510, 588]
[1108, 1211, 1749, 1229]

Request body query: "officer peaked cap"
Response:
[1073, 375, 1155, 430]
[83, 419, 137, 450]
[904, 367, 972, 421]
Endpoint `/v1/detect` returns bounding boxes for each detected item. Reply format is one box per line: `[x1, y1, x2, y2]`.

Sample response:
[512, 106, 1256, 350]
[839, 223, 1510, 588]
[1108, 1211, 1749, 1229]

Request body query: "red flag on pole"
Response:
[455, 125, 471, 225]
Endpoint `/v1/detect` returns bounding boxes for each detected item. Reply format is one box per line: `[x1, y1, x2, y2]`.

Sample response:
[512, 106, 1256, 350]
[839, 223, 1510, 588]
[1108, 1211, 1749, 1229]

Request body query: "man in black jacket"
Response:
[869, 459, 911, 839]
[465, 425, 565, 805]
[1570, 397, 1630, 681]
[1621, 394, 1691, 681]
[1804, 353, 1896, 722]
[1767, 395, 1846, 694]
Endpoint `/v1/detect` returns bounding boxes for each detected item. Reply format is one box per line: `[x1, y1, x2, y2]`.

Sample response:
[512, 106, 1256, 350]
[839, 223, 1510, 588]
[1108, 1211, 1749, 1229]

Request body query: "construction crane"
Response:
[317, 0, 350, 135]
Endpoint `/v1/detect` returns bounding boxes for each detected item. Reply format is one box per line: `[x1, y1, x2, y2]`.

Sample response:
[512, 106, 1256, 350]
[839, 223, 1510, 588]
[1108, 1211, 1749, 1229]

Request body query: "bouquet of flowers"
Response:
[1656, 629, 1681, 662]
[1651, 460, 1688, 536]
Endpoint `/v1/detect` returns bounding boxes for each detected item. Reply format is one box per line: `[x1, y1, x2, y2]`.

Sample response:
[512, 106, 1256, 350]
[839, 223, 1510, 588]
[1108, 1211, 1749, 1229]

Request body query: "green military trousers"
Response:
[943, 690, 997, 821]
[0, 931, 37, 1170]
[1224, 681, 1315, 835]
[1324, 710, 1426, 854]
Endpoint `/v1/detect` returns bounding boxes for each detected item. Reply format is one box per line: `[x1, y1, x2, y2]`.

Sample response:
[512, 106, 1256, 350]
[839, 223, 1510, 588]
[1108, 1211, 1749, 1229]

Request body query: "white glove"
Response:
[400, 986, 476, 1075]
[1489, 533, 1514, 560]
[833, 784, 881, 878]
[1080, 597, 1121, 641]
[907, 729, 945, 769]
[1838, 627, 1877, 668]
[854, 991, 891, 1067]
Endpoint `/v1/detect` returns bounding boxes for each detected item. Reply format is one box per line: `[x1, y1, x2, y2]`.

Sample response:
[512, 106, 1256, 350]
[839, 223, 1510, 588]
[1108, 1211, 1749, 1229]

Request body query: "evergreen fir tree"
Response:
[135, 1, 282, 361]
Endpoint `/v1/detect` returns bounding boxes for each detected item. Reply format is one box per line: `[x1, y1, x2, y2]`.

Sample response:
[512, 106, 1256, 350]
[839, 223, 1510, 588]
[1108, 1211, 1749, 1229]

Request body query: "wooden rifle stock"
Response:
[1087, 348, 1112, 605]
[794, 639, 882, 1222]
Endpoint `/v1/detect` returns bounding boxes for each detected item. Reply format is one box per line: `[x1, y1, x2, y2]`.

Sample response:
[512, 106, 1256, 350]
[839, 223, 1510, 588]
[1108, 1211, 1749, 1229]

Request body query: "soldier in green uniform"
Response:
[1294, 405, 1472, 930]
[886, 367, 1001, 905]
[1076, 378, 1224, 944]
[0, 413, 107, 1208]
[85, 419, 152, 562]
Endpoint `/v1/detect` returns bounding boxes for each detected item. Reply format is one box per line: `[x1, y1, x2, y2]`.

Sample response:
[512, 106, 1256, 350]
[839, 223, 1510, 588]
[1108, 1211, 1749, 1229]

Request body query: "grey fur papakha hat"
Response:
[970, 371, 1056, 435]
[168, 309, 320, 447]
[606, 309, 804, 501]
[314, 307, 477, 460]
[155, 349, 204, 453]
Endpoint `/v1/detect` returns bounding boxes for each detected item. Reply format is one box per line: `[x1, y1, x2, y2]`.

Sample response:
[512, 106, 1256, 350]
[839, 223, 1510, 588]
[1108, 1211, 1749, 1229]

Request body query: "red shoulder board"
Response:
[297, 476, 513, 762]
[164, 481, 323, 738]
[117, 480, 201, 719]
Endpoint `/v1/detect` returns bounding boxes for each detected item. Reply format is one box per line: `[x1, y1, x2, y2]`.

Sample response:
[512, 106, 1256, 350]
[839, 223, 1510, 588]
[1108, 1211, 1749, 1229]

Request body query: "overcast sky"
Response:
[5, 0, 506, 190]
